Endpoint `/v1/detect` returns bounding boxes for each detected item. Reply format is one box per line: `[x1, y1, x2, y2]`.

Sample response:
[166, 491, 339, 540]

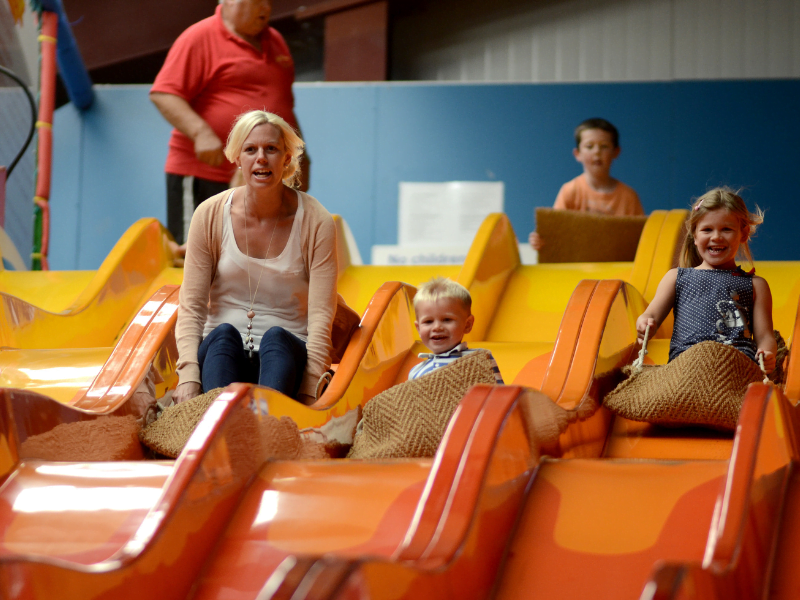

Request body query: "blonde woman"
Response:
[174, 110, 337, 405]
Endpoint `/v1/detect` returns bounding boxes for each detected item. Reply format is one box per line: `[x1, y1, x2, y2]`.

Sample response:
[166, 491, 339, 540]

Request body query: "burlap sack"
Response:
[140, 388, 336, 460]
[347, 351, 498, 459]
[259, 415, 331, 460]
[536, 208, 647, 263]
[20, 415, 143, 461]
[517, 389, 579, 453]
[603, 341, 764, 430]
[139, 388, 223, 457]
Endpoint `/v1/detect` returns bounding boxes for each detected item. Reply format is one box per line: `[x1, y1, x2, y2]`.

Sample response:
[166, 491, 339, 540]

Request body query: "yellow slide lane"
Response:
[457, 210, 687, 384]
[0, 219, 181, 403]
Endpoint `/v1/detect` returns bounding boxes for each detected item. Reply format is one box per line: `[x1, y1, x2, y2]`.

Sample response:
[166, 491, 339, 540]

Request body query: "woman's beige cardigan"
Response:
[175, 188, 338, 397]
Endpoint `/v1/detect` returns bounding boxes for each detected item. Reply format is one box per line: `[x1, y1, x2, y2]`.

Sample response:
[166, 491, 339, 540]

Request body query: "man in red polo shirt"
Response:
[150, 0, 305, 245]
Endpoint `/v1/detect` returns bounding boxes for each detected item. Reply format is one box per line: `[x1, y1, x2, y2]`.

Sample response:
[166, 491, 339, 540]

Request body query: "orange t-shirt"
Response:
[553, 174, 644, 216]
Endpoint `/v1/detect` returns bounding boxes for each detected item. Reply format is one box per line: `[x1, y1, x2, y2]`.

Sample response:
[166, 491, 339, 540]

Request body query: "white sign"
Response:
[371, 245, 468, 265]
[371, 243, 537, 266]
[398, 182, 504, 247]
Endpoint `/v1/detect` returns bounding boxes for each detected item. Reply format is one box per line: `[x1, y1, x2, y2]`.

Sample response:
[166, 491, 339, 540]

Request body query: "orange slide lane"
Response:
[0, 209, 705, 599]
[262, 277, 800, 600]
[0, 276, 613, 599]
[187, 278, 644, 600]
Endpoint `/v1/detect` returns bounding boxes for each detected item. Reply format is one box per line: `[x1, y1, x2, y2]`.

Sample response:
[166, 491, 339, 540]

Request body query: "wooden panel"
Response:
[324, 1, 388, 81]
[63, 0, 217, 69]
[271, 0, 365, 20]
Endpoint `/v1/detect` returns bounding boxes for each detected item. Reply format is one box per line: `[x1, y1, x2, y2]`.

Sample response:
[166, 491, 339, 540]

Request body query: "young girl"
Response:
[637, 187, 777, 373]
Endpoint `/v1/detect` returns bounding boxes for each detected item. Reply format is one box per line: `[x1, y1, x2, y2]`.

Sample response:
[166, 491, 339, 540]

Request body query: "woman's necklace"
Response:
[243, 191, 279, 357]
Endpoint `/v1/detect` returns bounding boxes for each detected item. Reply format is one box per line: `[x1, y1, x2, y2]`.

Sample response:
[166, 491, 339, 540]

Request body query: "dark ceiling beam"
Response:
[63, 0, 393, 82]
[295, 0, 380, 19]
[270, 0, 365, 21]
[63, 0, 217, 70]
[274, 0, 389, 81]
[323, 1, 387, 81]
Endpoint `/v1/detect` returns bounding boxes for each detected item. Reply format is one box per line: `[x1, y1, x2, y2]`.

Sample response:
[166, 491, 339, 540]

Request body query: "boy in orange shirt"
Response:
[529, 118, 644, 250]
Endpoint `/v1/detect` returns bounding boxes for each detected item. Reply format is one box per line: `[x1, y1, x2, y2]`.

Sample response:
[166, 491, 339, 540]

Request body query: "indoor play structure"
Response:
[0, 208, 799, 599]
[2, 5, 800, 599]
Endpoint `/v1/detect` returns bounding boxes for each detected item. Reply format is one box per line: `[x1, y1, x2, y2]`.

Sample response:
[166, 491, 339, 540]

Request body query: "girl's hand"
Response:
[636, 315, 656, 344]
[757, 349, 776, 374]
[173, 381, 202, 404]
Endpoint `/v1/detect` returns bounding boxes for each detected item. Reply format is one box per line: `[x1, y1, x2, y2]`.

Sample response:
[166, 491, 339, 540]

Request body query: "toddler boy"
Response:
[529, 118, 644, 250]
[409, 277, 503, 383]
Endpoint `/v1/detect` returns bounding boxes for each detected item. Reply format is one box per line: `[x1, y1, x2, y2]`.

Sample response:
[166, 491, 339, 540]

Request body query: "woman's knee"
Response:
[260, 326, 294, 350]
[259, 327, 306, 363]
[211, 322, 241, 340]
[199, 323, 244, 361]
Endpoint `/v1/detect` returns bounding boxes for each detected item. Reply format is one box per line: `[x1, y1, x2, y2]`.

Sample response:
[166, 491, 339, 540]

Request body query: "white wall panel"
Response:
[794, 4, 800, 74]
[509, 29, 534, 80]
[391, 0, 800, 82]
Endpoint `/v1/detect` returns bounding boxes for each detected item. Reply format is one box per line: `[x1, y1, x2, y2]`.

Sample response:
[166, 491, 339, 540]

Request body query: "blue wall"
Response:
[51, 80, 800, 269]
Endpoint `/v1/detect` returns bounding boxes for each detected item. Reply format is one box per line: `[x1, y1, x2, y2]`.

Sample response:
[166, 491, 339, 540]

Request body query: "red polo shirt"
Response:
[152, 5, 297, 182]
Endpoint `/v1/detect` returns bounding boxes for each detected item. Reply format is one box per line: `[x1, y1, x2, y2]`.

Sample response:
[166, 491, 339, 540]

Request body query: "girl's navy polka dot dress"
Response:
[669, 266, 757, 363]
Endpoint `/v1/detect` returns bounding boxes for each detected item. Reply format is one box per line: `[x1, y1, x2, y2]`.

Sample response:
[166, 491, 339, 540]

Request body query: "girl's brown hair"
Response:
[679, 187, 764, 268]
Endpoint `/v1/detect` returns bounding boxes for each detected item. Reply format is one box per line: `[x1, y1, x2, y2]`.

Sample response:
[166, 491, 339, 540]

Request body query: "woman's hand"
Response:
[173, 382, 202, 404]
[297, 393, 316, 406]
[757, 349, 776, 374]
[636, 315, 656, 344]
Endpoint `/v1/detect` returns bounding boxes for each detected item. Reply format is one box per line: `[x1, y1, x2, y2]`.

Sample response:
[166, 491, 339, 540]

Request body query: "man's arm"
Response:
[150, 92, 225, 167]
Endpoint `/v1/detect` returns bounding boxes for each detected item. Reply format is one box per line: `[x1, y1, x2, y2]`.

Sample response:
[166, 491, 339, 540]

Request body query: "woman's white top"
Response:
[202, 190, 309, 350]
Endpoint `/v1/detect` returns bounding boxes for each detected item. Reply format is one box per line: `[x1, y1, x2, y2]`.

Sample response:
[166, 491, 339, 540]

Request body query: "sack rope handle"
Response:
[632, 324, 651, 374]
[634, 323, 771, 383]
[757, 353, 770, 384]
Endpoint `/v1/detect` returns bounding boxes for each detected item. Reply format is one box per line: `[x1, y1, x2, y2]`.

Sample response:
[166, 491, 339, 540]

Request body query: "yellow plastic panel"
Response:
[544, 460, 724, 555]
[0, 219, 175, 350]
[495, 458, 726, 600]
[260, 460, 431, 555]
[753, 261, 800, 336]
[642, 209, 689, 302]
[458, 214, 520, 341]
[337, 266, 460, 316]
[0, 271, 95, 313]
[628, 210, 667, 293]
[472, 341, 555, 386]
[486, 263, 633, 343]
[0, 348, 112, 404]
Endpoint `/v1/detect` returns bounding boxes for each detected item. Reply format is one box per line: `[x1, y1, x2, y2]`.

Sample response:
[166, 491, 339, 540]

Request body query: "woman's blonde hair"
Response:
[224, 110, 305, 188]
[679, 187, 764, 268]
[413, 277, 472, 312]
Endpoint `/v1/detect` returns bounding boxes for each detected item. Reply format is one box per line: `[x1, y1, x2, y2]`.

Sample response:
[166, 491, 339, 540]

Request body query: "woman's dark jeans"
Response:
[198, 323, 307, 398]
